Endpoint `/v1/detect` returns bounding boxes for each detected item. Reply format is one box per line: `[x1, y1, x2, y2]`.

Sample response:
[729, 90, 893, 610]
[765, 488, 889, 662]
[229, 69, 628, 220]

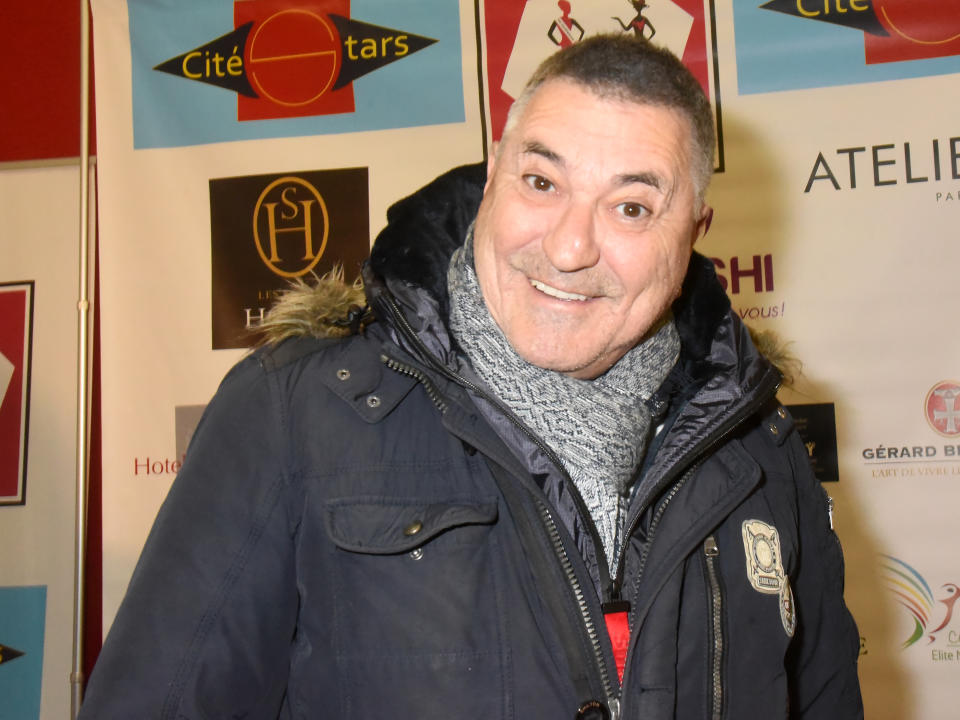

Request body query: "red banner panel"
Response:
[0, 282, 34, 505]
[0, 0, 95, 162]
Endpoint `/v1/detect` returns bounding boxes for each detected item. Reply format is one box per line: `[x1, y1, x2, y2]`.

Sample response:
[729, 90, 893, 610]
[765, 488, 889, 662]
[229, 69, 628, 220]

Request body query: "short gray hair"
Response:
[502, 34, 715, 202]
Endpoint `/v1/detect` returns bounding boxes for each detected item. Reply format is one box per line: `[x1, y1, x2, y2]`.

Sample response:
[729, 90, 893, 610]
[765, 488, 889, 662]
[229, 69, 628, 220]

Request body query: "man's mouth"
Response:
[529, 279, 589, 302]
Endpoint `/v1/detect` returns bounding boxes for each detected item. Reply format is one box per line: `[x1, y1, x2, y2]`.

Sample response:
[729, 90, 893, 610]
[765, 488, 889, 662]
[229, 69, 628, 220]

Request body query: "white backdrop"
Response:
[92, 0, 960, 716]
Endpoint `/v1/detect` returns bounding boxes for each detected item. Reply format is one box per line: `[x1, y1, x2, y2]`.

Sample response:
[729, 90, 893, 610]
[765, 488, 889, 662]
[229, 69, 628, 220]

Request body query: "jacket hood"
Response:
[259, 162, 793, 386]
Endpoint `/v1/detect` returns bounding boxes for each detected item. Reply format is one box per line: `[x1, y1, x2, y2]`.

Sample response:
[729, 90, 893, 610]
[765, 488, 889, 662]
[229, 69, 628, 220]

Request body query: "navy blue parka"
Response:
[80, 164, 862, 720]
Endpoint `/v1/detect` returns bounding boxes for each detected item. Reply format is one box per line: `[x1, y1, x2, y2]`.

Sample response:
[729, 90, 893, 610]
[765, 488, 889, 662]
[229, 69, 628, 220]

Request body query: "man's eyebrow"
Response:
[615, 172, 664, 192]
[521, 140, 563, 166]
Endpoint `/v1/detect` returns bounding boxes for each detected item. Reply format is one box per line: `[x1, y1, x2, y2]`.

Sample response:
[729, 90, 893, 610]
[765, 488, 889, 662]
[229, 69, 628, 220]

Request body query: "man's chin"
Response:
[511, 341, 610, 380]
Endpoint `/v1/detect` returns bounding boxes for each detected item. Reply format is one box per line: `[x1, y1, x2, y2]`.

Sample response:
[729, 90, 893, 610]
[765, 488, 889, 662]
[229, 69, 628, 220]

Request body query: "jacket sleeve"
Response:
[784, 429, 864, 719]
[80, 354, 300, 720]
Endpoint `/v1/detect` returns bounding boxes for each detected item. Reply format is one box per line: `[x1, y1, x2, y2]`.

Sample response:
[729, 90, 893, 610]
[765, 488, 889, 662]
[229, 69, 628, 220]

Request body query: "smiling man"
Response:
[472, 81, 710, 379]
[81, 35, 862, 720]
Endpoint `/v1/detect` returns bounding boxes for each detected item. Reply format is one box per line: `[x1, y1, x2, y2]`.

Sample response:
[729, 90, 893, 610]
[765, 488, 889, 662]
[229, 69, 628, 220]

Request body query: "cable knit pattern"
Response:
[447, 238, 680, 563]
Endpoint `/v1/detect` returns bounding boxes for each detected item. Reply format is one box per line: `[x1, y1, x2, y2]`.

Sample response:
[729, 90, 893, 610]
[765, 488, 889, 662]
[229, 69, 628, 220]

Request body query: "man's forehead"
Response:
[503, 84, 688, 193]
[509, 80, 693, 152]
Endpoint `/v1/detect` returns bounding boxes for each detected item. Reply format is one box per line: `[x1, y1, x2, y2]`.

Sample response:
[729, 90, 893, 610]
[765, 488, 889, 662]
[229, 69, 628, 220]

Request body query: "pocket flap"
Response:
[324, 498, 499, 554]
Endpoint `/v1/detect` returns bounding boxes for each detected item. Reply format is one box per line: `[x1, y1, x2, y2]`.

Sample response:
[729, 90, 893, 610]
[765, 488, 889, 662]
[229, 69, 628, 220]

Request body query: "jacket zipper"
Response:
[629, 466, 694, 593]
[704, 535, 723, 720]
[380, 355, 448, 413]
[376, 293, 620, 714]
[535, 497, 620, 720]
[618, 460, 698, 678]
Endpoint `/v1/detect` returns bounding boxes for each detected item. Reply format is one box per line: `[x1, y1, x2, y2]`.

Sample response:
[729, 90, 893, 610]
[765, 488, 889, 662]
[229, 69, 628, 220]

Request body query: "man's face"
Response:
[473, 79, 711, 380]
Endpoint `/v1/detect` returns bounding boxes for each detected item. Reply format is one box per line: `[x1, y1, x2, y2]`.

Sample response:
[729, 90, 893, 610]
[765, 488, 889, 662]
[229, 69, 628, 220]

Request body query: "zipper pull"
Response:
[608, 696, 620, 720]
[827, 495, 835, 530]
[704, 535, 719, 557]
[601, 600, 631, 685]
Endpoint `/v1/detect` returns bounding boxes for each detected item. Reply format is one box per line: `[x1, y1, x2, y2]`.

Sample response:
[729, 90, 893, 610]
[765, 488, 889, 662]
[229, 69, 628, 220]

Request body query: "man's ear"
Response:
[694, 205, 713, 243]
[483, 143, 499, 193]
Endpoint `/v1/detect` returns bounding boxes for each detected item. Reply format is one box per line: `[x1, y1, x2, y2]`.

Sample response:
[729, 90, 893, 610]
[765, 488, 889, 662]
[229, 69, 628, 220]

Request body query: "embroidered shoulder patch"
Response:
[741, 519, 785, 595]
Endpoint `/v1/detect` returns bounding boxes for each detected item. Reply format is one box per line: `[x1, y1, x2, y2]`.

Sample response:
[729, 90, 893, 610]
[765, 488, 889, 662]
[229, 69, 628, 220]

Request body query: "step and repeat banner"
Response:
[91, 1, 959, 716]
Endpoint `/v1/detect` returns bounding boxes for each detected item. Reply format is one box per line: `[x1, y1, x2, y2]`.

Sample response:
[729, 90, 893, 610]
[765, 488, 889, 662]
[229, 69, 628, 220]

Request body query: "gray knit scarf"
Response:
[447, 238, 680, 564]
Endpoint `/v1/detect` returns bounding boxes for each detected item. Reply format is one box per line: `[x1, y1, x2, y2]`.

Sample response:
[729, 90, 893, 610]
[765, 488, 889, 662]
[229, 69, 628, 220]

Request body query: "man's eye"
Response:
[616, 202, 648, 218]
[524, 174, 555, 192]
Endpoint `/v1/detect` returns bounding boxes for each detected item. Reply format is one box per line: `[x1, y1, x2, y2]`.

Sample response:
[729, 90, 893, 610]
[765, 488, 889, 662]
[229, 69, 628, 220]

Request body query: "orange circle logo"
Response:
[247, 10, 340, 106]
[874, 0, 960, 45]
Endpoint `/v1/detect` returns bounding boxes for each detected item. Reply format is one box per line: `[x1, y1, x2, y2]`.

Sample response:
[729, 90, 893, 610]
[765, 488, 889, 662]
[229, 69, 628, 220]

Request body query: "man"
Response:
[81, 36, 862, 719]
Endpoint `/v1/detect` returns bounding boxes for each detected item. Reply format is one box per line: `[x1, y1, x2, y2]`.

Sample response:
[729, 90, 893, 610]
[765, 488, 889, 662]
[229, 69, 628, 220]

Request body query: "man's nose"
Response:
[541, 201, 600, 272]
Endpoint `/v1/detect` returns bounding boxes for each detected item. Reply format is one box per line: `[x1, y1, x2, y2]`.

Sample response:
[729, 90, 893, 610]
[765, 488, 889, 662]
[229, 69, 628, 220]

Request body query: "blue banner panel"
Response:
[129, 0, 463, 148]
[733, 0, 960, 94]
[0, 586, 46, 720]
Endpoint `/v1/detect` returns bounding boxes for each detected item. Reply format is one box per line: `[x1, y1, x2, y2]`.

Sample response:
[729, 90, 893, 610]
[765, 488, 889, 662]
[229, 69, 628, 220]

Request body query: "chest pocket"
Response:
[321, 496, 505, 718]
[323, 497, 500, 655]
[325, 498, 498, 554]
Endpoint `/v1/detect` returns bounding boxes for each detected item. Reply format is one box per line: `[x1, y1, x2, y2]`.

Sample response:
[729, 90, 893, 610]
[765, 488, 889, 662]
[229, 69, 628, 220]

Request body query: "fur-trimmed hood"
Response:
[257, 270, 368, 345]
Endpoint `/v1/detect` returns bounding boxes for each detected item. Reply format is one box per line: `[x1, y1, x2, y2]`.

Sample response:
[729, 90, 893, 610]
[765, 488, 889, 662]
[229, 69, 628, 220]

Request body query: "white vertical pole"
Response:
[71, 0, 93, 717]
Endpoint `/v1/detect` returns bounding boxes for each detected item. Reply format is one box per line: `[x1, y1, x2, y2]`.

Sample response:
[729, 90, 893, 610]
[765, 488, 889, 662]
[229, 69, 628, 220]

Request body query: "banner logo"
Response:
[253, 177, 329, 278]
[785, 403, 840, 482]
[803, 136, 960, 201]
[925, 380, 960, 438]
[734, 0, 960, 93]
[483, 0, 724, 170]
[130, 0, 463, 148]
[758, 0, 887, 37]
[882, 555, 960, 653]
[0, 282, 33, 506]
[761, 0, 960, 64]
[154, 5, 436, 121]
[209, 167, 369, 349]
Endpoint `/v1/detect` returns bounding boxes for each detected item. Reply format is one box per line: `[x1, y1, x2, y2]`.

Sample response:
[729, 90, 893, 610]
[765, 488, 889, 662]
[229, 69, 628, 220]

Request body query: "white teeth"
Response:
[530, 279, 588, 301]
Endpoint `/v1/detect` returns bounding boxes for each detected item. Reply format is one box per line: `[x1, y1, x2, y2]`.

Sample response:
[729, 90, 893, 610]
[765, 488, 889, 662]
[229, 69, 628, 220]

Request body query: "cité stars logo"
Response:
[733, 0, 960, 93]
[759, 0, 960, 65]
[153, 0, 437, 121]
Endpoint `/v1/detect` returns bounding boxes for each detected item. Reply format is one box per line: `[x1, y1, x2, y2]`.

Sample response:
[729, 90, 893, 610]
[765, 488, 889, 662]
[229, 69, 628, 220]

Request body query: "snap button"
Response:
[404, 521, 423, 536]
[409, 548, 424, 561]
[366, 395, 381, 408]
[336, 368, 350, 381]
[777, 406, 787, 419]
[768, 423, 780, 436]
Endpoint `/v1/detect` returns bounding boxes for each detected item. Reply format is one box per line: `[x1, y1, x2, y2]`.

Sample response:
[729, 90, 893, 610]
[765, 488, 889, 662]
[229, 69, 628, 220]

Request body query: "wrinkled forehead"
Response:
[508, 79, 697, 150]
[514, 82, 693, 167]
